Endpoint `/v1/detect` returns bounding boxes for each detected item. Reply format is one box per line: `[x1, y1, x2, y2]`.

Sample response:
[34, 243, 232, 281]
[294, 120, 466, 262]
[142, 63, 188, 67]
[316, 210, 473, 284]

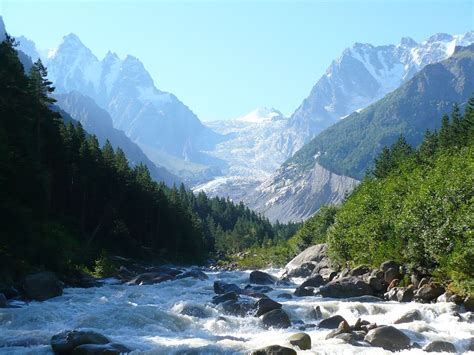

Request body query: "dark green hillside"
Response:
[287, 45, 474, 179]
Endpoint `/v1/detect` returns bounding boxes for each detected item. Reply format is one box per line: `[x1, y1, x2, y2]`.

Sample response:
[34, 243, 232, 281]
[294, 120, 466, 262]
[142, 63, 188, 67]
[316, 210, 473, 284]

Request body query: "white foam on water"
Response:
[0, 268, 472, 354]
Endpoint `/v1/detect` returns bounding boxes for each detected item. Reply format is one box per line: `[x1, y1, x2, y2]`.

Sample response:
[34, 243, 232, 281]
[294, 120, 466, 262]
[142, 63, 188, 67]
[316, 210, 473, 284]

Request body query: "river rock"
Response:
[179, 304, 210, 318]
[350, 265, 371, 277]
[72, 343, 131, 354]
[253, 298, 282, 317]
[300, 275, 325, 288]
[293, 286, 314, 297]
[288, 332, 311, 350]
[414, 283, 445, 302]
[251, 345, 297, 355]
[213, 281, 242, 294]
[51, 330, 110, 353]
[261, 309, 291, 328]
[127, 272, 175, 285]
[397, 286, 414, 302]
[325, 320, 350, 339]
[364, 325, 410, 351]
[423, 340, 456, 353]
[368, 276, 385, 293]
[464, 296, 474, 312]
[24, 272, 63, 301]
[212, 291, 239, 305]
[310, 305, 323, 320]
[277, 293, 292, 299]
[245, 285, 273, 293]
[318, 315, 347, 329]
[394, 309, 422, 324]
[319, 276, 373, 298]
[221, 299, 253, 317]
[283, 244, 330, 278]
[380, 261, 400, 273]
[176, 269, 208, 281]
[334, 333, 357, 344]
[384, 267, 401, 285]
[249, 271, 276, 285]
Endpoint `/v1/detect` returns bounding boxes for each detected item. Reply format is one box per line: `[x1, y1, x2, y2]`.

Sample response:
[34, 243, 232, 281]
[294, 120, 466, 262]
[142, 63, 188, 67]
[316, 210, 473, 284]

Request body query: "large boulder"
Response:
[213, 281, 242, 294]
[423, 340, 456, 353]
[251, 345, 297, 355]
[293, 286, 314, 297]
[249, 271, 277, 285]
[220, 299, 253, 317]
[176, 269, 208, 281]
[319, 276, 373, 298]
[414, 283, 445, 302]
[318, 315, 347, 329]
[380, 261, 400, 273]
[283, 244, 331, 278]
[384, 268, 401, 285]
[24, 272, 63, 301]
[350, 265, 371, 277]
[288, 333, 311, 350]
[364, 326, 410, 351]
[51, 330, 109, 353]
[325, 320, 351, 339]
[212, 291, 239, 305]
[393, 309, 422, 324]
[253, 298, 282, 317]
[261, 309, 291, 329]
[126, 272, 175, 285]
[397, 286, 414, 303]
[300, 275, 325, 288]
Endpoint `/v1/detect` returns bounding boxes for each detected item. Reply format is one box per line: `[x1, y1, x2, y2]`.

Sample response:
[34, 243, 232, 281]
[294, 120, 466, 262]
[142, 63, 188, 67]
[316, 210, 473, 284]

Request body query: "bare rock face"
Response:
[319, 276, 373, 298]
[283, 244, 334, 279]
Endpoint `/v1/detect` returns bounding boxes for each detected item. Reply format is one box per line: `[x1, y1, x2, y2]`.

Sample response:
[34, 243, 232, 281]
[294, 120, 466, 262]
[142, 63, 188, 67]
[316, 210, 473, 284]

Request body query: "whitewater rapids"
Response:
[0, 269, 472, 354]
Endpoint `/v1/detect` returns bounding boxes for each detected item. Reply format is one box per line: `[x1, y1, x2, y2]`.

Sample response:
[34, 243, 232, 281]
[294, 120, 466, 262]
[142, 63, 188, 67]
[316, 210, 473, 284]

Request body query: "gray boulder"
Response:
[325, 320, 350, 339]
[300, 275, 325, 288]
[423, 340, 456, 353]
[310, 305, 323, 320]
[350, 265, 371, 277]
[320, 276, 373, 298]
[288, 332, 311, 350]
[384, 267, 401, 285]
[393, 309, 422, 324]
[220, 299, 253, 317]
[253, 298, 282, 317]
[251, 345, 297, 355]
[249, 271, 277, 285]
[127, 272, 174, 285]
[397, 286, 414, 303]
[415, 283, 445, 302]
[380, 261, 400, 273]
[364, 326, 410, 351]
[51, 330, 109, 353]
[293, 286, 314, 297]
[283, 244, 331, 278]
[213, 281, 242, 294]
[212, 291, 239, 305]
[24, 272, 63, 301]
[261, 309, 291, 329]
[318, 315, 347, 329]
[176, 269, 208, 281]
[179, 304, 210, 318]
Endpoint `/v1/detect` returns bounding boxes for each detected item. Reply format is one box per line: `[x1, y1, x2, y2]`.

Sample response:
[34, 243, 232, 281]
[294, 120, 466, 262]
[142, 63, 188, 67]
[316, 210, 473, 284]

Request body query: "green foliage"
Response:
[91, 252, 117, 278]
[327, 103, 474, 295]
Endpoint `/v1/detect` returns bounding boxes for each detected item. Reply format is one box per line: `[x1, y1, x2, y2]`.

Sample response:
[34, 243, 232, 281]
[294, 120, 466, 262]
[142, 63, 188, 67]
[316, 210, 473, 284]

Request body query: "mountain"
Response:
[20, 33, 223, 182]
[54, 91, 180, 185]
[194, 108, 291, 201]
[283, 31, 474, 157]
[249, 44, 474, 223]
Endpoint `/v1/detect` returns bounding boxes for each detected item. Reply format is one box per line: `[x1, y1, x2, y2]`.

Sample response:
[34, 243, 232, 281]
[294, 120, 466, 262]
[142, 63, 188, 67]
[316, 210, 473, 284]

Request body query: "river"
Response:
[0, 269, 472, 354]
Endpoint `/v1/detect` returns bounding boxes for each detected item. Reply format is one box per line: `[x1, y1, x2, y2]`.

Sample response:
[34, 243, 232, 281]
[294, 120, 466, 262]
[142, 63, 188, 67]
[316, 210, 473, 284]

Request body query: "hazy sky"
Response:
[1, 0, 473, 120]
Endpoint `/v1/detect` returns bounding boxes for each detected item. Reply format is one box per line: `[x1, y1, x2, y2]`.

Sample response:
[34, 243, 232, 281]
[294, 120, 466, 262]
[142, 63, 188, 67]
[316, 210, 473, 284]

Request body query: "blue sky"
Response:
[1, 0, 473, 120]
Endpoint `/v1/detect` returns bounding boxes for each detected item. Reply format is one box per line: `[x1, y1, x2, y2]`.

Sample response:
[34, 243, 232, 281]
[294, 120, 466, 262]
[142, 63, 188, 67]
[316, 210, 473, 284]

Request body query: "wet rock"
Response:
[261, 309, 291, 329]
[368, 276, 385, 293]
[251, 345, 297, 355]
[318, 315, 347, 329]
[176, 269, 208, 281]
[418, 277, 430, 289]
[423, 340, 456, 353]
[448, 294, 464, 304]
[319, 276, 373, 298]
[350, 265, 371, 277]
[293, 286, 314, 297]
[384, 267, 401, 285]
[51, 330, 110, 353]
[277, 293, 292, 299]
[24, 272, 63, 301]
[371, 269, 384, 279]
[127, 272, 175, 285]
[310, 305, 323, 320]
[212, 291, 239, 305]
[394, 309, 422, 324]
[352, 330, 367, 341]
[221, 299, 253, 317]
[326, 320, 350, 339]
[213, 281, 242, 294]
[464, 296, 474, 312]
[414, 283, 445, 302]
[397, 286, 414, 303]
[71, 343, 131, 354]
[364, 325, 410, 351]
[384, 287, 398, 301]
[283, 244, 330, 278]
[253, 298, 282, 317]
[347, 295, 383, 303]
[288, 332, 311, 350]
[387, 279, 399, 290]
[244, 285, 273, 293]
[179, 304, 210, 318]
[0, 293, 6, 308]
[300, 275, 325, 288]
[249, 271, 277, 285]
[380, 261, 400, 273]
[0, 283, 19, 299]
[351, 318, 370, 331]
[334, 333, 357, 344]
